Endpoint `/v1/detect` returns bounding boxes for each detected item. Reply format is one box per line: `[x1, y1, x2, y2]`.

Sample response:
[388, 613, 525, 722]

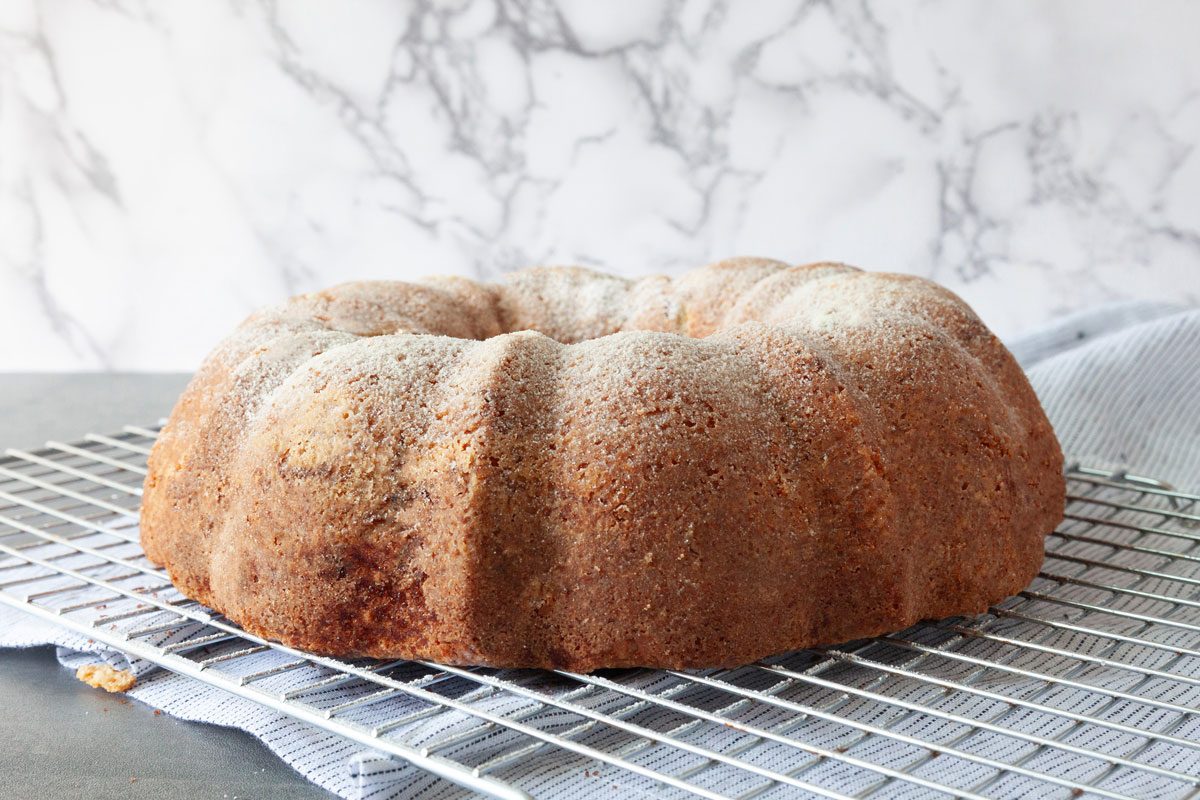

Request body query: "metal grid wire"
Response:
[2, 425, 1200, 800]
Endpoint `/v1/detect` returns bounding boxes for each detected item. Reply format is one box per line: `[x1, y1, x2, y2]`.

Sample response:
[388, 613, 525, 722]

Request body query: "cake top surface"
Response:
[202, 261, 996, 451]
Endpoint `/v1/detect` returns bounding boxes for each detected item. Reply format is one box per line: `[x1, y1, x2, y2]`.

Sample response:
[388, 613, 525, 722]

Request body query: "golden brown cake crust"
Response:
[141, 260, 1064, 671]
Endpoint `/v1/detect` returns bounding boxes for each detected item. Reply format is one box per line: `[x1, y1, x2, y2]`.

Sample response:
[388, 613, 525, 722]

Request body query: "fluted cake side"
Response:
[141, 259, 1064, 671]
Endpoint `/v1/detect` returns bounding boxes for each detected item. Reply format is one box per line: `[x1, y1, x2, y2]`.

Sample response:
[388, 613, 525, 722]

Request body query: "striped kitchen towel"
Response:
[1012, 301, 1200, 488]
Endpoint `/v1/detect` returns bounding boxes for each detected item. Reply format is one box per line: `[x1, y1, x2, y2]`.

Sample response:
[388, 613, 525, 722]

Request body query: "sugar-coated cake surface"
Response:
[141, 259, 1064, 671]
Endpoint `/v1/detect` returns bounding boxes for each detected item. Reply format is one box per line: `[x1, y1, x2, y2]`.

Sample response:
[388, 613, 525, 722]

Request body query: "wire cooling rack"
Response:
[2, 427, 1200, 800]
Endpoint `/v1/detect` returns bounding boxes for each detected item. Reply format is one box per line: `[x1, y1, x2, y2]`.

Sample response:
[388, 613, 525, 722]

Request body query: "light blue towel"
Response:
[1014, 302, 1200, 487]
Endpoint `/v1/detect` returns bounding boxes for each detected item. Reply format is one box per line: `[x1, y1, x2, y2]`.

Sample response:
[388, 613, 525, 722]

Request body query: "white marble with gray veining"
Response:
[1, 0, 1198, 370]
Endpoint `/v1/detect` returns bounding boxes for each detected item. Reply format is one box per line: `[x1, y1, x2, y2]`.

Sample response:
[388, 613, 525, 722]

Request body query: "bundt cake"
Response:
[141, 259, 1064, 671]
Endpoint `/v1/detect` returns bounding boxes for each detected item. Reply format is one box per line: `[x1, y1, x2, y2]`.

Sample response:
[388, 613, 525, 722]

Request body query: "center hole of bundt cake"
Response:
[319, 270, 709, 343]
[489, 269, 692, 344]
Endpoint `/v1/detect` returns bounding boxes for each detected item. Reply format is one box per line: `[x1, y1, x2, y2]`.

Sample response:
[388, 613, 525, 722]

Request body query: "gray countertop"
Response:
[0, 374, 336, 800]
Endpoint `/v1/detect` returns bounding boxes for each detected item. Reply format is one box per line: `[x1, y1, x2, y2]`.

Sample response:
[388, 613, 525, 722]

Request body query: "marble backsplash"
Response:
[1, 0, 1197, 370]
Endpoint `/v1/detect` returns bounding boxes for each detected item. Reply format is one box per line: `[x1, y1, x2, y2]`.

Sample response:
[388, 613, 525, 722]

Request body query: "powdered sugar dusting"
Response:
[211, 260, 979, 431]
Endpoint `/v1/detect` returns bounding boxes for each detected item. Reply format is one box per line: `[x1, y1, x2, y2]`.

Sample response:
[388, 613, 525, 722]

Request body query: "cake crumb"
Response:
[76, 663, 136, 693]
